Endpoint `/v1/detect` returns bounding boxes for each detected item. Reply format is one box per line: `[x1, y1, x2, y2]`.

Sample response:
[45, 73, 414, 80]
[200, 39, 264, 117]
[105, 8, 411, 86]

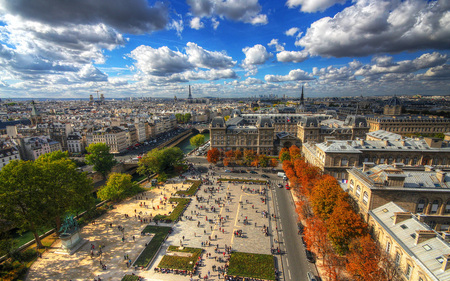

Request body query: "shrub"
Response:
[133, 226, 171, 268]
[175, 180, 201, 196]
[153, 198, 190, 222]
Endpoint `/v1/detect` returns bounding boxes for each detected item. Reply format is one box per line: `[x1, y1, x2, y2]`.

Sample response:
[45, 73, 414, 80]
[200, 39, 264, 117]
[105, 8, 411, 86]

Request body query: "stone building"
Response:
[297, 115, 369, 144]
[209, 116, 275, 155]
[383, 96, 403, 115]
[86, 126, 128, 154]
[302, 137, 450, 180]
[347, 163, 450, 229]
[366, 115, 450, 135]
[0, 145, 20, 171]
[369, 202, 450, 281]
[67, 132, 85, 154]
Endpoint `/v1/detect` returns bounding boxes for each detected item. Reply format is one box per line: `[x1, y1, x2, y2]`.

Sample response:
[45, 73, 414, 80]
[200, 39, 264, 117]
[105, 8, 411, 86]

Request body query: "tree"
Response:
[97, 173, 139, 201]
[269, 158, 278, 167]
[36, 151, 94, 233]
[183, 113, 191, 123]
[223, 158, 231, 167]
[327, 195, 367, 255]
[225, 150, 235, 159]
[289, 145, 301, 160]
[85, 143, 117, 179]
[311, 175, 343, 220]
[346, 235, 385, 281]
[258, 154, 270, 167]
[243, 149, 256, 166]
[224, 115, 230, 121]
[234, 150, 243, 160]
[207, 148, 220, 164]
[0, 161, 48, 248]
[279, 147, 290, 161]
[190, 134, 205, 148]
[137, 147, 184, 177]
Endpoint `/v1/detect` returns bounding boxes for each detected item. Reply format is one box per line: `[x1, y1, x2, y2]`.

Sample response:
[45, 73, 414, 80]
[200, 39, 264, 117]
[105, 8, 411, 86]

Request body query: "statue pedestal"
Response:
[56, 231, 86, 255]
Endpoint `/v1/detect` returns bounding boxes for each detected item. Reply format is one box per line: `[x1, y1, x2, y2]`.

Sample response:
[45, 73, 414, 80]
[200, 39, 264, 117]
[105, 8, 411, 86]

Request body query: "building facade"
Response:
[366, 115, 450, 135]
[86, 126, 128, 154]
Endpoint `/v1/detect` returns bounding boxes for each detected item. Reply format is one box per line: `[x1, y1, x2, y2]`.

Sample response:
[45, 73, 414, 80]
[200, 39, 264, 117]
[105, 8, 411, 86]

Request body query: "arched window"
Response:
[388, 157, 394, 164]
[417, 199, 426, 213]
[356, 185, 361, 198]
[363, 192, 369, 205]
[342, 157, 348, 166]
[431, 200, 440, 214]
[349, 180, 354, 192]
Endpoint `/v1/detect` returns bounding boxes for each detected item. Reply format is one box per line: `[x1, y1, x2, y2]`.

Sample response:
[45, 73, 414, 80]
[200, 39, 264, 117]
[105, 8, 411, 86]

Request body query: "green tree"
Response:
[190, 134, 205, 148]
[157, 172, 168, 183]
[258, 154, 270, 167]
[0, 161, 48, 248]
[243, 149, 256, 166]
[224, 115, 230, 121]
[184, 113, 191, 123]
[97, 173, 140, 201]
[85, 143, 117, 178]
[36, 151, 94, 232]
[137, 147, 184, 177]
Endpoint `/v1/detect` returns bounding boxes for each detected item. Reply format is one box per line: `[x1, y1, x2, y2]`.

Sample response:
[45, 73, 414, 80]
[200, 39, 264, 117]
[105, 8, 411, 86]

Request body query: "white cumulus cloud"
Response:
[186, 42, 236, 69]
[277, 50, 308, 63]
[268, 39, 285, 52]
[265, 69, 314, 82]
[286, 0, 347, 13]
[190, 17, 204, 29]
[285, 27, 300, 37]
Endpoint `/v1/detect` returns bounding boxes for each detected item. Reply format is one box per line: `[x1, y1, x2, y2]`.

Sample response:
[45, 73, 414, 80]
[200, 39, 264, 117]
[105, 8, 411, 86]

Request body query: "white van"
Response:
[277, 172, 286, 178]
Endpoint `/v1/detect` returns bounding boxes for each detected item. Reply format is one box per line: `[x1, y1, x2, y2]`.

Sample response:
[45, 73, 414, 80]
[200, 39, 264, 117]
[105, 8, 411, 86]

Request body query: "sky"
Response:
[0, 0, 449, 99]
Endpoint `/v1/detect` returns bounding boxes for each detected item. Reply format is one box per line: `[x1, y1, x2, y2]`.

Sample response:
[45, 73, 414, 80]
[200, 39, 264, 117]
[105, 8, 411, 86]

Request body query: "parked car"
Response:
[278, 183, 283, 188]
[224, 169, 231, 173]
[261, 174, 270, 179]
[297, 222, 304, 235]
[305, 250, 315, 263]
[285, 184, 290, 190]
[301, 236, 306, 247]
[307, 272, 317, 281]
[249, 171, 258, 174]
[240, 170, 247, 173]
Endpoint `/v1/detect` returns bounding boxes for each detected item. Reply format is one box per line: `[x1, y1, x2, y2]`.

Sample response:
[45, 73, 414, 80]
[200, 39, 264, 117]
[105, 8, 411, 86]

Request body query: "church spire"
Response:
[300, 85, 304, 106]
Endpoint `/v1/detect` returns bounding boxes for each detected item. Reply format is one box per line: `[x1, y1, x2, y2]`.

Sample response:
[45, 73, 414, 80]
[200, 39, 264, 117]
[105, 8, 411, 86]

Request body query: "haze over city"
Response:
[0, 0, 449, 99]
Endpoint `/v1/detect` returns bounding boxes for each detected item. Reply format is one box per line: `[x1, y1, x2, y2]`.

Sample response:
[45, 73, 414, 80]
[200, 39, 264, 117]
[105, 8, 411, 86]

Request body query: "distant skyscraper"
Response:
[188, 85, 193, 100]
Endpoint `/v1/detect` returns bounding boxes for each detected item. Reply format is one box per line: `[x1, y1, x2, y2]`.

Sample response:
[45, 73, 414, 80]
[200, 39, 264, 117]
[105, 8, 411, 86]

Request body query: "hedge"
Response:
[227, 252, 276, 281]
[133, 226, 171, 268]
[153, 198, 191, 222]
[157, 246, 202, 271]
[175, 180, 201, 196]
[121, 275, 140, 281]
[218, 178, 267, 183]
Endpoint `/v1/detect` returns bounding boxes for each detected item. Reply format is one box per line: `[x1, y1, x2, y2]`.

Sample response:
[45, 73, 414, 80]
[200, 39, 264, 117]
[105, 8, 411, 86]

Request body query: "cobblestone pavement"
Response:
[27, 171, 279, 281]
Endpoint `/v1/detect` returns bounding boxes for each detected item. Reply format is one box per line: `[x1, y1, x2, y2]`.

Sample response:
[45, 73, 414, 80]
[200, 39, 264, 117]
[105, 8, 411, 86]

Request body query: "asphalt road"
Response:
[272, 182, 318, 281]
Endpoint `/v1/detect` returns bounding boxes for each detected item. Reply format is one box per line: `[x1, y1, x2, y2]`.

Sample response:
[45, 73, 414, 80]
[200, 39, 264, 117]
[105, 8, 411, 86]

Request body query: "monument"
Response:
[56, 215, 85, 255]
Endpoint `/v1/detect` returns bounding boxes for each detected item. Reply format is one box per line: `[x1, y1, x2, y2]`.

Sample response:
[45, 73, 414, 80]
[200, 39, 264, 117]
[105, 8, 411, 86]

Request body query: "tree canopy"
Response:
[97, 173, 140, 202]
[207, 148, 220, 164]
[85, 143, 117, 178]
[137, 147, 184, 178]
[190, 134, 205, 148]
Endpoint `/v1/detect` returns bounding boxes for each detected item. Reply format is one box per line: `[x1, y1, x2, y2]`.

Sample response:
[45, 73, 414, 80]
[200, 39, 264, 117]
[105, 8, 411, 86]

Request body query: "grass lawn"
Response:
[121, 275, 140, 281]
[175, 180, 201, 196]
[133, 226, 172, 268]
[153, 198, 191, 222]
[227, 252, 276, 281]
[157, 246, 202, 271]
[218, 178, 267, 183]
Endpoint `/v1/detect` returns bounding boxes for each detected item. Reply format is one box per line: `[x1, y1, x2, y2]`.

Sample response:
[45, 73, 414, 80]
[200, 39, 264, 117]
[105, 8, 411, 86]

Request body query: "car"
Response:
[278, 183, 283, 188]
[301, 236, 306, 247]
[285, 184, 290, 190]
[297, 222, 304, 235]
[249, 171, 258, 174]
[261, 174, 270, 178]
[307, 272, 317, 281]
[305, 250, 315, 263]
[240, 170, 247, 173]
[224, 169, 231, 173]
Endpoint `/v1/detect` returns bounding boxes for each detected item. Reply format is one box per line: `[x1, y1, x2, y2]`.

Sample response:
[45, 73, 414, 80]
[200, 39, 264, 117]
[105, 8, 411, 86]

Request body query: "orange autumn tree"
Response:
[225, 150, 235, 159]
[346, 234, 385, 281]
[269, 158, 278, 167]
[310, 175, 343, 220]
[289, 145, 301, 160]
[207, 148, 220, 163]
[223, 158, 230, 167]
[304, 216, 329, 259]
[235, 150, 243, 160]
[327, 194, 367, 255]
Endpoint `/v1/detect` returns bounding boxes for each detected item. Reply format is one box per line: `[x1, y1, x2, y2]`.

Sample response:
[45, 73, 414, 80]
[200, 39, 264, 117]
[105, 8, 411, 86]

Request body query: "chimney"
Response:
[384, 140, 389, 147]
[415, 230, 437, 244]
[363, 162, 375, 172]
[393, 212, 412, 224]
[442, 254, 450, 271]
[424, 165, 434, 172]
[442, 232, 450, 243]
[436, 170, 447, 183]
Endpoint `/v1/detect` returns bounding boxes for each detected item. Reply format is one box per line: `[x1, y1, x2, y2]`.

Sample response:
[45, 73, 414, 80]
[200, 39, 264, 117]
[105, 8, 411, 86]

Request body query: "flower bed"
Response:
[218, 178, 267, 184]
[157, 246, 202, 271]
[133, 226, 171, 268]
[121, 274, 141, 281]
[226, 252, 276, 281]
[153, 198, 190, 222]
[175, 180, 201, 196]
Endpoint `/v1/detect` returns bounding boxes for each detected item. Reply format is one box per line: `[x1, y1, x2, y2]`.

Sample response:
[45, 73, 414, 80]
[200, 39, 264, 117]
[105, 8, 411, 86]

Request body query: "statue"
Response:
[59, 215, 79, 234]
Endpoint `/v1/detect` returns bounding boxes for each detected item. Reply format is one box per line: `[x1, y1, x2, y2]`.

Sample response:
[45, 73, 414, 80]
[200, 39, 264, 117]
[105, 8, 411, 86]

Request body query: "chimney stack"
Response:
[415, 230, 437, 245]
[393, 212, 412, 225]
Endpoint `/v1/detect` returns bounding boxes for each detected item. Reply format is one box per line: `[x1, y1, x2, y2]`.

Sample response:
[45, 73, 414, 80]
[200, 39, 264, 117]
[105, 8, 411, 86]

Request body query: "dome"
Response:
[386, 96, 402, 107]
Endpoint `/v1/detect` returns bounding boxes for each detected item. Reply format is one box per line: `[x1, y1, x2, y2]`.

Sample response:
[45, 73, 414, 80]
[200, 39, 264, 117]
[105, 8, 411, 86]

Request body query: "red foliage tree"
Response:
[346, 234, 385, 281]
[225, 150, 235, 159]
[310, 175, 343, 220]
[269, 158, 278, 167]
[289, 145, 301, 160]
[223, 158, 231, 167]
[235, 150, 243, 160]
[206, 148, 220, 164]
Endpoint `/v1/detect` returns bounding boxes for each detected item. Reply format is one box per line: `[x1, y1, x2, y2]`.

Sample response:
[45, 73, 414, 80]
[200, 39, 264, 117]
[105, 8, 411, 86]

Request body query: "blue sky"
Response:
[0, 0, 449, 99]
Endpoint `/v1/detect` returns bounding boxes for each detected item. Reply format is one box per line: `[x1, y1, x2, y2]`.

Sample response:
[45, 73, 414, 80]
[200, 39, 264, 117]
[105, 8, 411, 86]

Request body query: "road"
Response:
[272, 180, 318, 281]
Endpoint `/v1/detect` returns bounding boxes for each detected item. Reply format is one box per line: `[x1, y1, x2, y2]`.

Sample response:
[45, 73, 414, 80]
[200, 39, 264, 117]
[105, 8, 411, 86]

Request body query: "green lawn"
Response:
[121, 275, 140, 281]
[157, 246, 202, 271]
[133, 226, 172, 268]
[175, 180, 201, 196]
[227, 252, 276, 281]
[153, 198, 191, 222]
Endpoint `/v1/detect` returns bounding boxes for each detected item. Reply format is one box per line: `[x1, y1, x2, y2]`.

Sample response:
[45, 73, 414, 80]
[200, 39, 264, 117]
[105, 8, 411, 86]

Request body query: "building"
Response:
[366, 115, 450, 135]
[29, 101, 43, 126]
[369, 202, 450, 281]
[298, 115, 369, 144]
[209, 116, 275, 155]
[0, 146, 20, 171]
[67, 132, 85, 154]
[37, 122, 73, 151]
[302, 137, 450, 180]
[383, 96, 403, 115]
[19, 136, 62, 160]
[86, 126, 128, 154]
[347, 163, 450, 229]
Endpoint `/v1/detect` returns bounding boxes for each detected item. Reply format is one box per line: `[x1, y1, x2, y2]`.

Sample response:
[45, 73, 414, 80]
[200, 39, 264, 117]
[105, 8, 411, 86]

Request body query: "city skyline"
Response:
[0, 0, 449, 99]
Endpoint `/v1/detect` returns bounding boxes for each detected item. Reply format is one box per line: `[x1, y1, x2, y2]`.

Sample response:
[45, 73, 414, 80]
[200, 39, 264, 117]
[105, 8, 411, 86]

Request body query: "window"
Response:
[394, 252, 400, 267]
[363, 192, 369, 205]
[417, 199, 426, 213]
[349, 180, 354, 192]
[445, 201, 450, 213]
[431, 200, 440, 214]
[356, 185, 361, 198]
[386, 242, 391, 253]
[342, 157, 348, 166]
[405, 264, 412, 279]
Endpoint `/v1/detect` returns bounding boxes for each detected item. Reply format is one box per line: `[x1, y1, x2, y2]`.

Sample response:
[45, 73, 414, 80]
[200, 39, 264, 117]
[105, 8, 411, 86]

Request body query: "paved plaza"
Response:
[27, 169, 279, 281]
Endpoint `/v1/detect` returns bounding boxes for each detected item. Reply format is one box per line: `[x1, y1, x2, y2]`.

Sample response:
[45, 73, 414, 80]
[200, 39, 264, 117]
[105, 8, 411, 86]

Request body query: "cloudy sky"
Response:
[0, 0, 449, 99]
